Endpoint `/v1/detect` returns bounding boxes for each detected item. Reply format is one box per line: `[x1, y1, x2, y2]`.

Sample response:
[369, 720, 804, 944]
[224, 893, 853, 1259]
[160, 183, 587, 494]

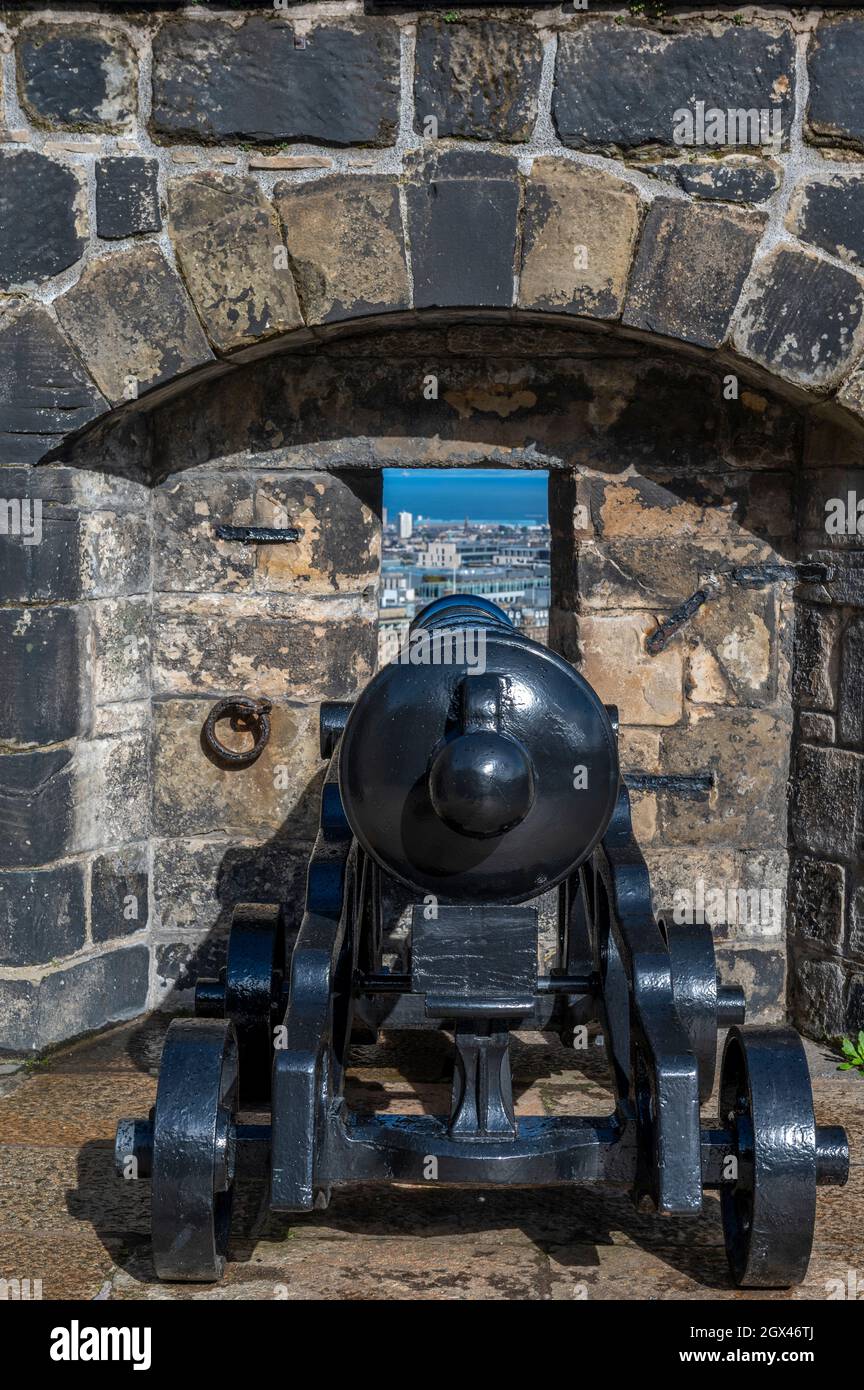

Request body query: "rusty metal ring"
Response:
[203, 697, 272, 769]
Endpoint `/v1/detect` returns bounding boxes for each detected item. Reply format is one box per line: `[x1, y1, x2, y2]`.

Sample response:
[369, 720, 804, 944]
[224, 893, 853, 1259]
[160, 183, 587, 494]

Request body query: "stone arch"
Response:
[4, 165, 864, 1053]
[6, 159, 864, 473]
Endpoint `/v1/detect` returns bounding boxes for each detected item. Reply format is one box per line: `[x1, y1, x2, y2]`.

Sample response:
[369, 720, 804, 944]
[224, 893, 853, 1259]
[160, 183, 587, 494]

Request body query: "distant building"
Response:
[419, 540, 460, 569]
[398, 511, 413, 540]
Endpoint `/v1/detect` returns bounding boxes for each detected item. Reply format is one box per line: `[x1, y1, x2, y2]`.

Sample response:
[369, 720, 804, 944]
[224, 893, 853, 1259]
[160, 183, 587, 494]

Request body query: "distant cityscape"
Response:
[379, 506, 550, 662]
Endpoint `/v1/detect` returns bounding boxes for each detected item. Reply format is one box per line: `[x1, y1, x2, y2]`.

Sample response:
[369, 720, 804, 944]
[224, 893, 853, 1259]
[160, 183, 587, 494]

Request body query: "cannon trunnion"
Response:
[116, 595, 849, 1287]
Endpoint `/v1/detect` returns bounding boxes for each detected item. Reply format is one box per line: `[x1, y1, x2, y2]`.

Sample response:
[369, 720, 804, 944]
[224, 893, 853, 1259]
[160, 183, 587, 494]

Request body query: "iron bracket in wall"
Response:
[624, 772, 715, 801]
[214, 525, 301, 544]
[646, 561, 835, 654]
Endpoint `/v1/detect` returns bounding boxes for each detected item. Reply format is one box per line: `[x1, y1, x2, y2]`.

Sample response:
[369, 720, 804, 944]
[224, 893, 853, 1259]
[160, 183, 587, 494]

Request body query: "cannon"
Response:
[116, 594, 849, 1286]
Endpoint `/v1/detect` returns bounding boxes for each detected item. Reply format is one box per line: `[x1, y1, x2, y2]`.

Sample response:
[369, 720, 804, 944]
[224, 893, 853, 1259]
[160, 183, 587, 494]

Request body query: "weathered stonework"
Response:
[733, 247, 864, 391]
[414, 18, 543, 142]
[96, 158, 161, 240]
[274, 175, 408, 325]
[553, 22, 794, 155]
[787, 174, 864, 271]
[0, 151, 87, 287]
[519, 160, 641, 319]
[806, 15, 864, 152]
[168, 173, 302, 352]
[407, 151, 521, 309]
[55, 244, 212, 404]
[17, 24, 137, 132]
[151, 16, 400, 147]
[623, 199, 764, 349]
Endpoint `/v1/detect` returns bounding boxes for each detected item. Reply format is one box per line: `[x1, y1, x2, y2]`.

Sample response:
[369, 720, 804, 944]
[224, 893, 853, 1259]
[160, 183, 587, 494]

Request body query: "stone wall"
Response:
[3, 3, 864, 1049]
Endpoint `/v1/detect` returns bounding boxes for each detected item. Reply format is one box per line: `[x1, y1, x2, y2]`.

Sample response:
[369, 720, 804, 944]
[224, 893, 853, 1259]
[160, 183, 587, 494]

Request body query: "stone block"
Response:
[55, 244, 212, 405]
[0, 306, 106, 465]
[91, 847, 148, 943]
[789, 950, 847, 1038]
[17, 24, 136, 131]
[150, 594, 376, 701]
[553, 23, 794, 153]
[0, 863, 85, 966]
[838, 614, 864, 748]
[0, 606, 81, 747]
[88, 598, 150, 707]
[659, 156, 780, 203]
[714, 945, 786, 1022]
[732, 245, 864, 390]
[96, 158, 160, 239]
[623, 199, 764, 349]
[151, 16, 400, 147]
[806, 17, 864, 151]
[405, 151, 519, 309]
[0, 152, 87, 288]
[79, 509, 151, 599]
[152, 700, 321, 839]
[578, 611, 682, 725]
[519, 159, 641, 319]
[274, 175, 408, 325]
[792, 604, 840, 710]
[414, 18, 543, 142]
[788, 856, 845, 953]
[659, 708, 790, 848]
[789, 744, 862, 860]
[0, 749, 74, 869]
[168, 173, 302, 352]
[0, 945, 149, 1052]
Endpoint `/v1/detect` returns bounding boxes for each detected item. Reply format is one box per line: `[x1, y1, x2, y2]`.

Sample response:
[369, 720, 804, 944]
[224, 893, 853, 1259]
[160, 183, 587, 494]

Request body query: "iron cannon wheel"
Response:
[660, 920, 718, 1105]
[151, 1018, 239, 1282]
[719, 1026, 817, 1288]
[224, 904, 286, 1104]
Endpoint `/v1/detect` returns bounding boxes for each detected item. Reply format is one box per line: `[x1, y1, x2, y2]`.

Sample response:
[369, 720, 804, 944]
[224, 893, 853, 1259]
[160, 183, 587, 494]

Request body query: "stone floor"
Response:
[0, 1014, 862, 1301]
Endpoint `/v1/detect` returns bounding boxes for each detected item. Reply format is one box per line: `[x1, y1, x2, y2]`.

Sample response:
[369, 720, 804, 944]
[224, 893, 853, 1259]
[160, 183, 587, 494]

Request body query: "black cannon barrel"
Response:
[338, 595, 620, 904]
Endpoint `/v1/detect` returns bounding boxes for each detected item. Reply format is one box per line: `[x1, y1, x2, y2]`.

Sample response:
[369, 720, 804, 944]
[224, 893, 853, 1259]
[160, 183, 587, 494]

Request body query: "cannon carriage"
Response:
[116, 594, 849, 1286]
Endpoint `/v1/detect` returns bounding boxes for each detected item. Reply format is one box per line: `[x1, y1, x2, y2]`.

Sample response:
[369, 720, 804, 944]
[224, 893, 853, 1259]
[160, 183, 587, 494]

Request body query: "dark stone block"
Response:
[0, 510, 80, 604]
[807, 17, 864, 151]
[0, 863, 86, 966]
[734, 246, 864, 389]
[622, 199, 764, 349]
[0, 152, 86, 287]
[789, 744, 862, 860]
[0, 607, 80, 746]
[553, 23, 794, 152]
[0, 945, 149, 1052]
[792, 603, 839, 709]
[91, 847, 149, 943]
[17, 24, 136, 131]
[788, 856, 844, 952]
[847, 974, 864, 1032]
[151, 16, 400, 147]
[96, 158, 161, 240]
[665, 158, 780, 203]
[789, 174, 864, 269]
[405, 151, 520, 309]
[789, 951, 846, 1038]
[0, 306, 106, 465]
[413, 18, 542, 141]
[838, 614, 864, 748]
[0, 749, 74, 869]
